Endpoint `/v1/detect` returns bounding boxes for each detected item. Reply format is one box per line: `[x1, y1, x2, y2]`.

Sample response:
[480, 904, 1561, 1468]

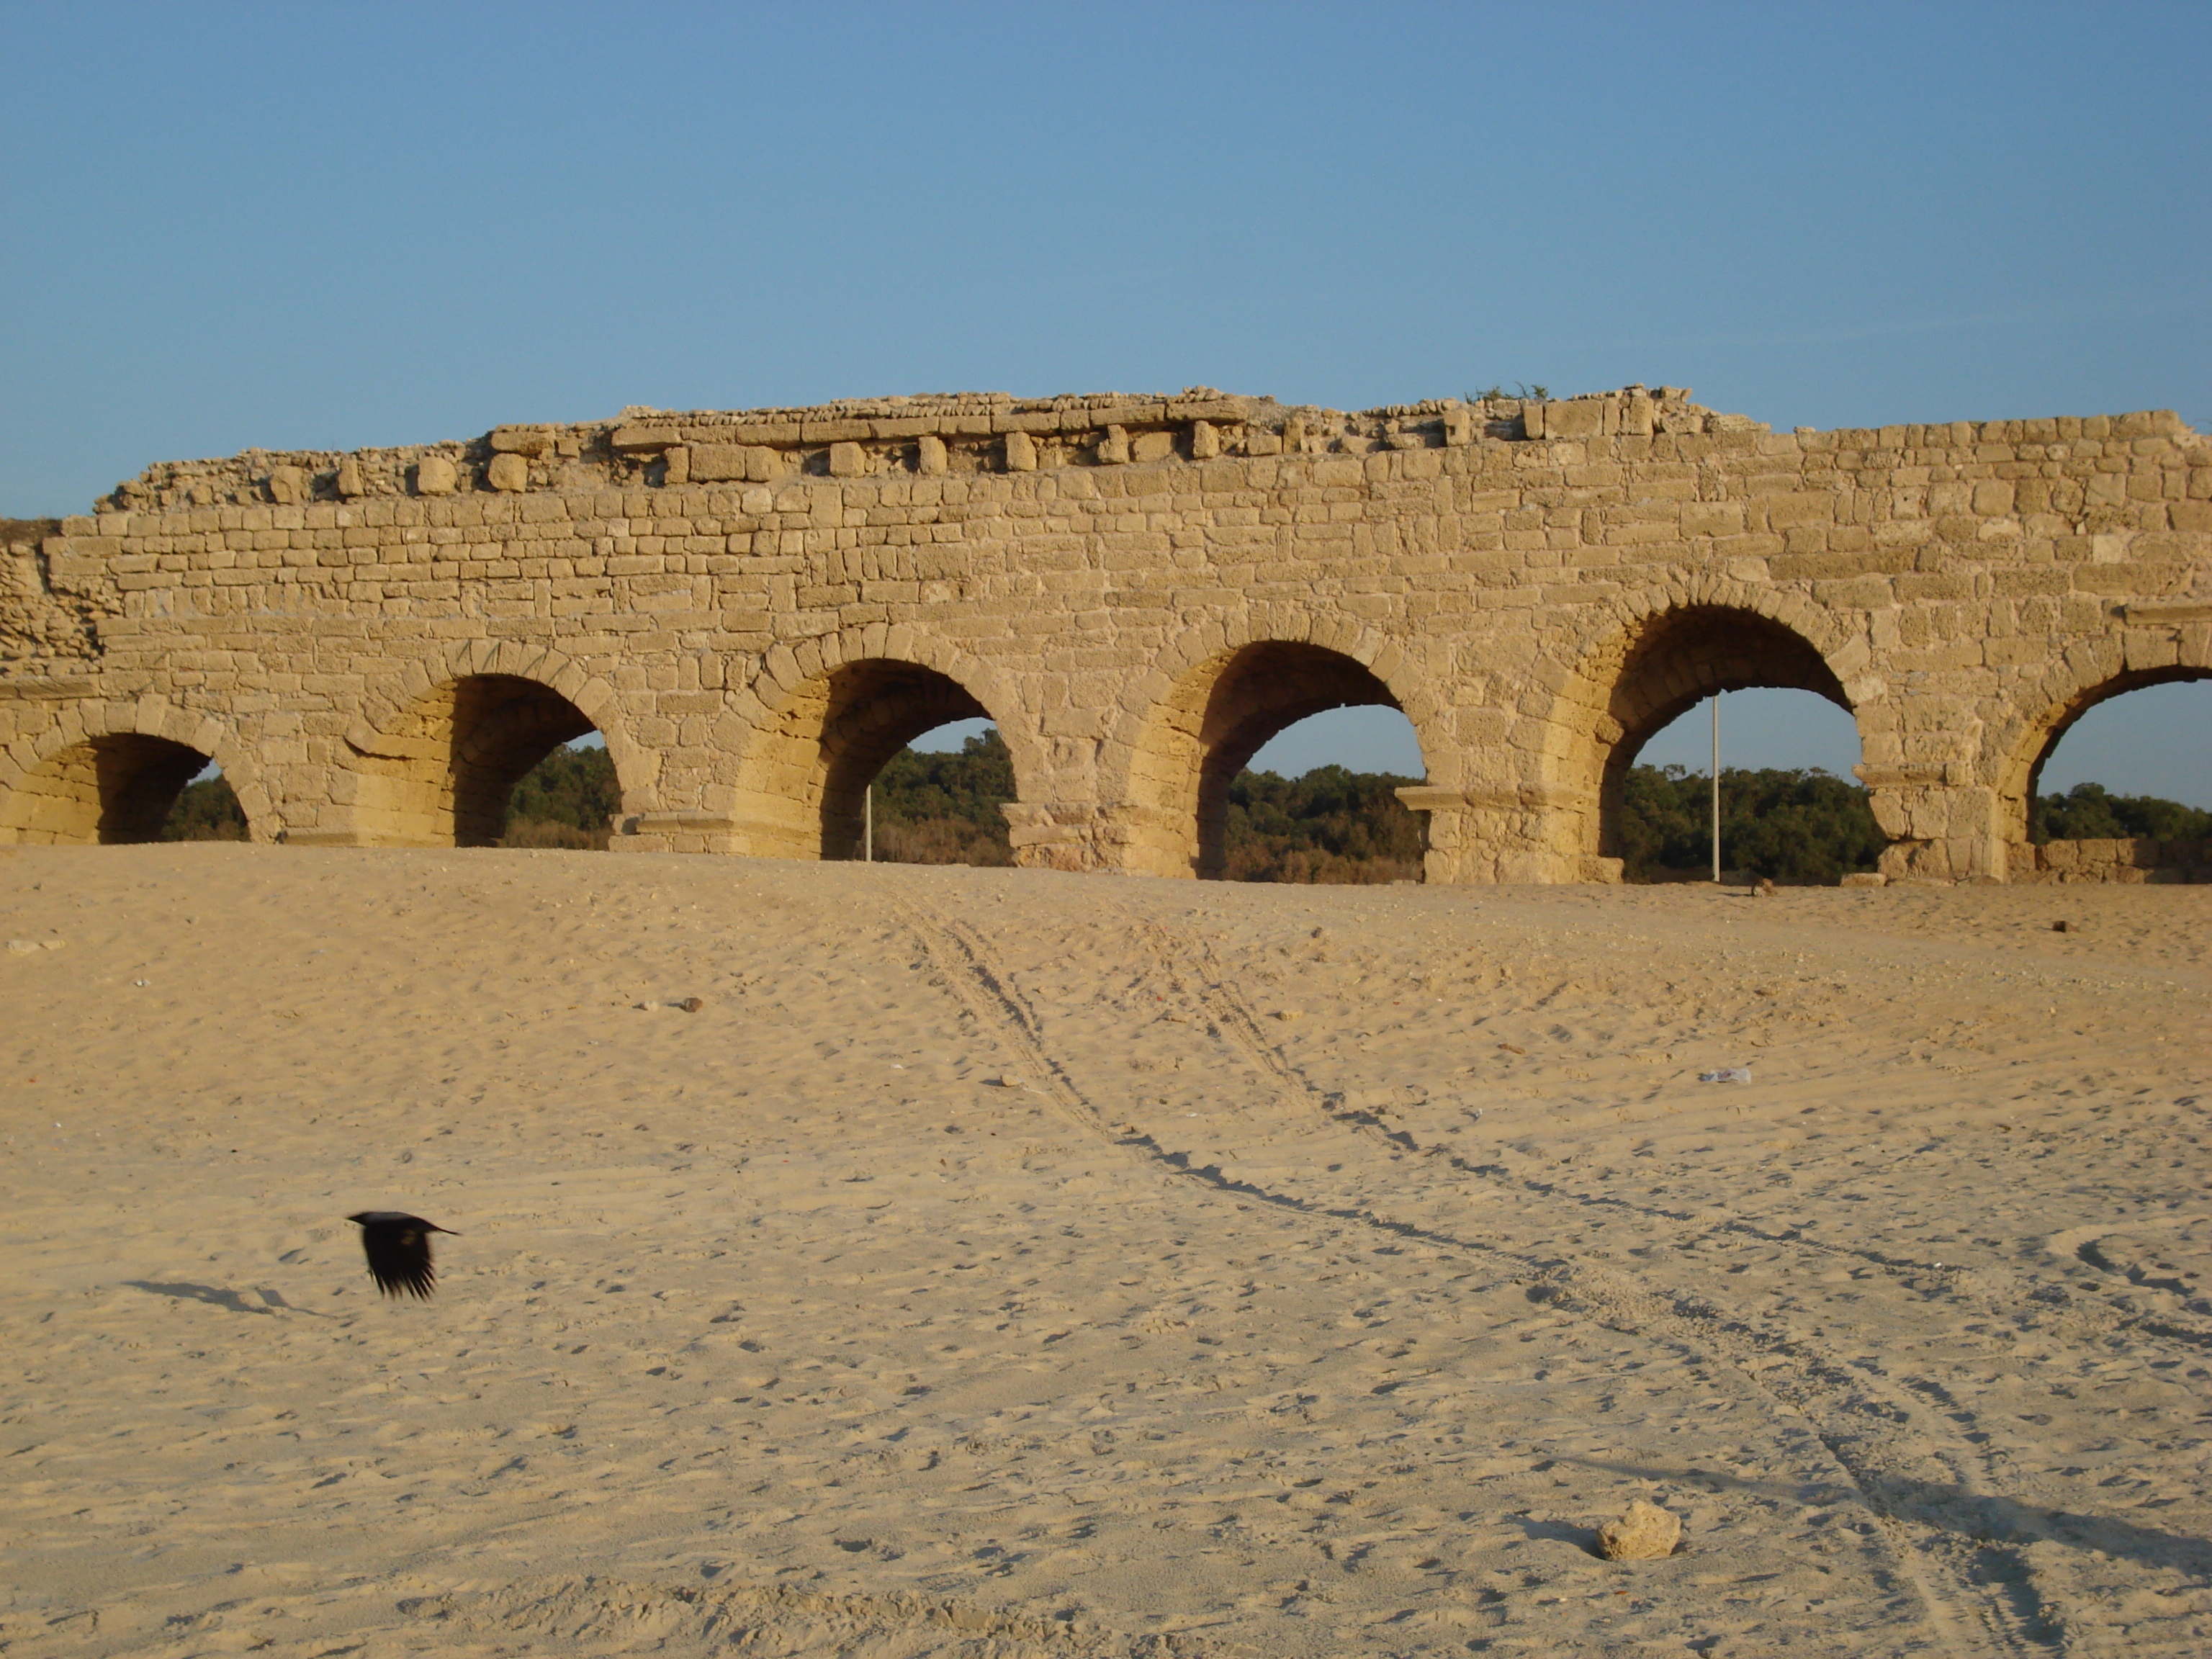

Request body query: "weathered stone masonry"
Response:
[4, 387, 2208, 882]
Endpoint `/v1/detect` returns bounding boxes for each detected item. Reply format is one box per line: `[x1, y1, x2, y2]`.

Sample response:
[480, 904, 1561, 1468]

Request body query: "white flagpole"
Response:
[1710, 693, 1721, 884]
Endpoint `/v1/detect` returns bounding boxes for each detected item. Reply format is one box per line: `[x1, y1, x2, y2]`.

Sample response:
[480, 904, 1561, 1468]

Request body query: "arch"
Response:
[338, 640, 648, 848]
[0, 698, 272, 845]
[1542, 592, 1864, 864]
[1107, 614, 1441, 878]
[726, 626, 1039, 862]
[347, 638, 647, 796]
[345, 673, 631, 847]
[1989, 651, 2212, 849]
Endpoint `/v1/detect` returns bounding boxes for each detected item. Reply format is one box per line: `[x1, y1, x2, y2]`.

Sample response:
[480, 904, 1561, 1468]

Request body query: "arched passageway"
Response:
[0, 732, 219, 844]
[1578, 607, 1857, 867]
[349, 674, 601, 847]
[1225, 706, 1429, 883]
[866, 718, 1017, 867]
[1998, 669, 2212, 879]
[2006, 669, 2212, 838]
[1128, 642, 1424, 878]
[1621, 687, 1877, 882]
[737, 660, 1002, 860]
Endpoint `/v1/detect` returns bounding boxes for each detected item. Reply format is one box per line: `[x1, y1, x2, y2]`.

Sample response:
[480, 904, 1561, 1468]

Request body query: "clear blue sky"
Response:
[6, 2, 2206, 801]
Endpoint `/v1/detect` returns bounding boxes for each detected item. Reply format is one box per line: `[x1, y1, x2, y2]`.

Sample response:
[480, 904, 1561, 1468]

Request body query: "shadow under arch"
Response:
[347, 673, 618, 847]
[1993, 662, 2212, 847]
[0, 700, 271, 845]
[1569, 605, 1858, 866]
[1120, 639, 1431, 879]
[732, 656, 1017, 860]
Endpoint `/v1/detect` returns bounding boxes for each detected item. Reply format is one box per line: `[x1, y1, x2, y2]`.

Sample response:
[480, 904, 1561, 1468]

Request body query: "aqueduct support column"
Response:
[1395, 786, 1602, 885]
[1857, 765, 2006, 884]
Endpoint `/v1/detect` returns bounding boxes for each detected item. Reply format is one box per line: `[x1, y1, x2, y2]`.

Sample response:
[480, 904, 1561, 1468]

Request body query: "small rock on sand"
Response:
[1596, 1498, 1681, 1560]
[676, 996, 704, 1013]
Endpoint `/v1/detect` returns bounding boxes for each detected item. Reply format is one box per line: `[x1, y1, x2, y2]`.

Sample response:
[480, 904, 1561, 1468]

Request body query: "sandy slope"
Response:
[1, 845, 2207, 1658]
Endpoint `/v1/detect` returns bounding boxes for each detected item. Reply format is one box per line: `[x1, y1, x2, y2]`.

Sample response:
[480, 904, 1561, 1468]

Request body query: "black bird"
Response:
[347, 1212, 457, 1300]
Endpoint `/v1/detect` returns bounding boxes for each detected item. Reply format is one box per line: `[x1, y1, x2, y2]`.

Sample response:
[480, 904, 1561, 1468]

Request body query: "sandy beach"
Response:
[2, 845, 2207, 1657]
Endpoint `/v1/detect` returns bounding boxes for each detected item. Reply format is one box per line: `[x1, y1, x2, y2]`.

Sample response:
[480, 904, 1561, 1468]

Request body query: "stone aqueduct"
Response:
[2, 386, 2207, 883]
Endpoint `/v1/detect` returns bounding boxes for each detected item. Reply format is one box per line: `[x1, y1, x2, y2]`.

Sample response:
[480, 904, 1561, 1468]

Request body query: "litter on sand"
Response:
[1699, 1066, 1753, 1084]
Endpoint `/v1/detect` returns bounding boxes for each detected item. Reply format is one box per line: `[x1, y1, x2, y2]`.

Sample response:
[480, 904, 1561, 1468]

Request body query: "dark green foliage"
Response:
[504, 742, 621, 849]
[161, 773, 248, 840]
[1223, 765, 1426, 884]
[866, 732, 1429, 880]
[2031, 781, 2212, 842]
[870, 729, 1017, 864]
[1617, 765, 1887, 884]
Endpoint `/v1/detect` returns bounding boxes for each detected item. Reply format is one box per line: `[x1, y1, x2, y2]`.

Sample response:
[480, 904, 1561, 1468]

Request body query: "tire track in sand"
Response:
[904, 892, 2100, 1659]
[1134, 910, 2206, 1659]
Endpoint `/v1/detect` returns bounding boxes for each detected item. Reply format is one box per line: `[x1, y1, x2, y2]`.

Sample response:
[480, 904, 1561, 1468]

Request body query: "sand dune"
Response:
[2, 846, 2207, 1656]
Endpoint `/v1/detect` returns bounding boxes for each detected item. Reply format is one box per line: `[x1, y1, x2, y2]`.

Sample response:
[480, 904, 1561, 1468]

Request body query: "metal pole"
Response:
[865, 783, 873, 863]
[1710, 693, 1721, 884]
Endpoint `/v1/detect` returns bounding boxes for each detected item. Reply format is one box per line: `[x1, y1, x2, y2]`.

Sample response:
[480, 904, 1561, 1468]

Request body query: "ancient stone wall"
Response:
[2010, 837, 2212, 884]
[4, 387, 2207, 883]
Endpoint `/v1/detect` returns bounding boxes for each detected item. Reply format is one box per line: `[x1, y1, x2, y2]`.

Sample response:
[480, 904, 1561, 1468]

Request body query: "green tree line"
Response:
[156, 736, 2208, 879]
[1619, 764, 1886, 883]
[2030, 781, 2212, 842]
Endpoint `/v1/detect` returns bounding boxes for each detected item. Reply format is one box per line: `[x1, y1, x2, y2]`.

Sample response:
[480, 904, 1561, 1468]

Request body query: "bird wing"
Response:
[362, 1220, 437, 1299]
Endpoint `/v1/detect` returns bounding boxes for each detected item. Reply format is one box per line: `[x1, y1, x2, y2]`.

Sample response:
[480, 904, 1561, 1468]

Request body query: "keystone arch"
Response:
[1989, 644, 2212, 853]
[726, 627, 1040, 863]
[1105, 615, 1441, 879]
[0, 698, 272, 845]
[1542, 588, 1868, 870]
[338, 642, 645, 848]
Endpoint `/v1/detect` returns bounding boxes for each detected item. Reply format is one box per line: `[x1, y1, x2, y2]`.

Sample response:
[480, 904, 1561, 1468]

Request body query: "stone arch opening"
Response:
[1581, 607, 1854, 864]
[2001, 667, 2212, 850]
[1129, 642, 1422, 879]
[0, 732, 222, 845]
[737, 659, 1002, 860]
[350, 674, 604, 847]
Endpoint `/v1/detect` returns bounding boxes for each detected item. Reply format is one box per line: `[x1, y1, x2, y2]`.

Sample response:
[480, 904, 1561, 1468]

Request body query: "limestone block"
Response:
[1443, 406, 1475, 445]
[829, 441, 868, 478]
[1542, 400, 1607, 440]
[1004, 431, 1038, 472]
[266, 466, 307, 505]
[413, 456, 458, 496]
[917, 434, 949, 476]
[686, 444, 745, 483]
[336, 458, 365, 499]
[1619, 392, 1655, 436]
[490, 425, 554, 456]
[1097, 425, 1130, 465]
[487, 453, 530, 493]
[1190, 421, 1220, 460]
[1132, 431, 1175, 464]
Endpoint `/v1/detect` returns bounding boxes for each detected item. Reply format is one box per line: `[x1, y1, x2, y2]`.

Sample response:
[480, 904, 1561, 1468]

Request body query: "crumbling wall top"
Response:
[94, 385, 1735, 511]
